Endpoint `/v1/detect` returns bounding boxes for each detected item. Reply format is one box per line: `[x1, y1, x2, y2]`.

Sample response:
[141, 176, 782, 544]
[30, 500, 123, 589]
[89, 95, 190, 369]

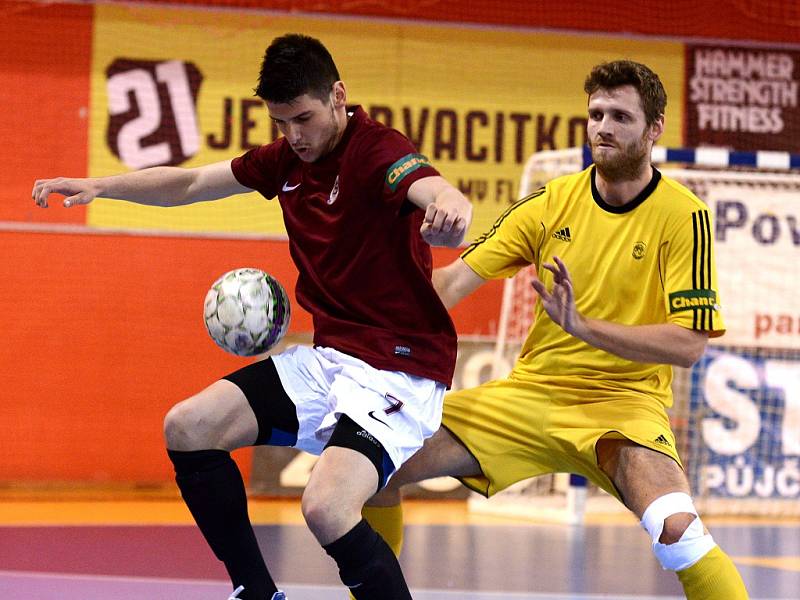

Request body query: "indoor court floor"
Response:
[1, 493, 798, 600]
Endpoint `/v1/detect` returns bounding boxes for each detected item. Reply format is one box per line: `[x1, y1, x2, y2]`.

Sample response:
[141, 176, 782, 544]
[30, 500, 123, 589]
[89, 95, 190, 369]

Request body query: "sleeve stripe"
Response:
[690, 210, 715, 331]
[705, 211, 714, 330]
[699, 211, 707, 289]
[461, 188, 545, 260]
[704, 210, 713, 330]
[691, 212, 698, 290]
[699, 211, 706, 329]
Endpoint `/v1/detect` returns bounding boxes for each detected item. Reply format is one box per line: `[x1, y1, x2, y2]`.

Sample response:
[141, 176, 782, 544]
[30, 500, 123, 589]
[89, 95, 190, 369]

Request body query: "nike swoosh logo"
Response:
[367, 410, 392, 430]
[282, 181, 301, 192]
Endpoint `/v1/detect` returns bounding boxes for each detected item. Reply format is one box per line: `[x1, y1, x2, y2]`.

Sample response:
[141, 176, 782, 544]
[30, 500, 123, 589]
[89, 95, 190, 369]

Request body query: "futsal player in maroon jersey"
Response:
[32, 34, 472, 600]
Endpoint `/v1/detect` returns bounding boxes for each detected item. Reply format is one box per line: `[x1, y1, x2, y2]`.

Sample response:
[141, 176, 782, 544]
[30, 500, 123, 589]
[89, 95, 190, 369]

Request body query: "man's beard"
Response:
[591, 134, 650, 182]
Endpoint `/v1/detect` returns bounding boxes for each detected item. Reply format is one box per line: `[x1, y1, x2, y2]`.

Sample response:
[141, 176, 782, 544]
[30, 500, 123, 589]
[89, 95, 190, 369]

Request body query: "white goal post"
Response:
[470, 146, 800, 523]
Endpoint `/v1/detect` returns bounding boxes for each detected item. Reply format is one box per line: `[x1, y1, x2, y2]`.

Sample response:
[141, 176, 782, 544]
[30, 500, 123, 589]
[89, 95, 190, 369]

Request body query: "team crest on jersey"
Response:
[385, 153, 431, 191]
[328, 175, 340, 205]
[632, 241, 647, 259]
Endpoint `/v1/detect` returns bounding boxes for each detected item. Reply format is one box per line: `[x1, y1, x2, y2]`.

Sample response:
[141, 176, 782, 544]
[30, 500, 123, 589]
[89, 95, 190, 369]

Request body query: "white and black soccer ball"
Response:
[203, 268, 291, 356]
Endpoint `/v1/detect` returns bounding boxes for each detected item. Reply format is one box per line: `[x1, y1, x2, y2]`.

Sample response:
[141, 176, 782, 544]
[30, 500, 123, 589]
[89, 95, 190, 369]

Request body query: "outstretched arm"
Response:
[532, 256, 708, 368]
[32, 159, 251, 208]
[407, 176, 472, 248]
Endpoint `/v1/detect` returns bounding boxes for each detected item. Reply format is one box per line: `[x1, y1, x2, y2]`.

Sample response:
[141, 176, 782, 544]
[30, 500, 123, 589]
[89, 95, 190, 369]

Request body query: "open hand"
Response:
[32, 177, 98, 208]
[530, 256, 584, 336]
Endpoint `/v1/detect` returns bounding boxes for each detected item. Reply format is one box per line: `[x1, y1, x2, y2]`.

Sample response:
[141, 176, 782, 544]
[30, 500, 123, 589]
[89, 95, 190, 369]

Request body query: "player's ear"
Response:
[648, 115, 664, 143]
[331, 81, 347, 109]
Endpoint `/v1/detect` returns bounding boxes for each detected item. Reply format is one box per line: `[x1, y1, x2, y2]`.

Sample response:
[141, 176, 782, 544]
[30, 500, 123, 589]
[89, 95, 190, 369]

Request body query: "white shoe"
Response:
[226, 586, 286, 600]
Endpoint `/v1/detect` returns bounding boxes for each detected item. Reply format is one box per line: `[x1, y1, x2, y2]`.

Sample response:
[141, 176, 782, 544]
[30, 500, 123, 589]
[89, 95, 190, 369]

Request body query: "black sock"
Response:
[324, 519, 412, 600]
[167, 448, 277, 599]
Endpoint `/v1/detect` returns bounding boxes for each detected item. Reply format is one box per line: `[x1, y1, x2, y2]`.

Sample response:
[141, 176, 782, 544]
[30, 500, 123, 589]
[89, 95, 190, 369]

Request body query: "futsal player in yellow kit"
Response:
[364, 59, 749, 599]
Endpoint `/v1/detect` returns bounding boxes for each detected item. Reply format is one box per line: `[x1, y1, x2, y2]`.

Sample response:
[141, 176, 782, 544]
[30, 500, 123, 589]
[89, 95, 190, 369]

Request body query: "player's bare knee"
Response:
[163, 402, 188, 446]
[641, 492, 716, 571]
[659, 512, 698, 545]
[301, 487, 352, 541]
[300, 490, 325, 532]
[163, 399, 208, 449]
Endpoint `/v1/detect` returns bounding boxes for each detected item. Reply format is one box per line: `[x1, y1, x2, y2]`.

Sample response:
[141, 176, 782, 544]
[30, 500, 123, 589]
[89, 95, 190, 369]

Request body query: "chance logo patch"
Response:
[385, 153, 431, 191]
[669, 289, 718, 313]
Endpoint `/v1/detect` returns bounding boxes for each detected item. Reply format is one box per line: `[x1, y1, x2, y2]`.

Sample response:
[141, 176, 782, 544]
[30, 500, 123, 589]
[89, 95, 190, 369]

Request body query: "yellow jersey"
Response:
[461, 166, 725, 407]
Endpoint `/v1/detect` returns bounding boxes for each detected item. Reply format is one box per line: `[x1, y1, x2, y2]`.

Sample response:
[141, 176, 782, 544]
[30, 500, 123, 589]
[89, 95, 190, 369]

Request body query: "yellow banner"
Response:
[89, 4, 684, 237]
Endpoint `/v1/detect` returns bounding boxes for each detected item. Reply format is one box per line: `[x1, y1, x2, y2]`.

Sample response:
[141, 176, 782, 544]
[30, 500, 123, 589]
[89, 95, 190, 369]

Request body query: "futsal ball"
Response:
[203, 268, 291, 356]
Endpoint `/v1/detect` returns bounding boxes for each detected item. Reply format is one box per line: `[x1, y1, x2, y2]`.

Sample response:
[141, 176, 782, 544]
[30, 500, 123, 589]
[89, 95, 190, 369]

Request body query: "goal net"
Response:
[469, 146, 800, 523]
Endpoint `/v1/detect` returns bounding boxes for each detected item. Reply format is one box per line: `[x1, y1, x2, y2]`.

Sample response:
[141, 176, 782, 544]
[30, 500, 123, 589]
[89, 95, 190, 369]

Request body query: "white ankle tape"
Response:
[640, 492, 716, 571]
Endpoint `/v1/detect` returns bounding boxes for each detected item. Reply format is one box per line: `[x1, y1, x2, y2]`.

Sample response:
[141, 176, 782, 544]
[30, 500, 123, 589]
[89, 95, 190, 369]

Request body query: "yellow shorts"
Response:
[442, 376, 683, 501]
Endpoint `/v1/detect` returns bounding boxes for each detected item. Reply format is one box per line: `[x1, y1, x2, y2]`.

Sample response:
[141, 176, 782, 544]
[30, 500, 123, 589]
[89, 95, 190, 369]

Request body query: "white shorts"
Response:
[271, 345, 446, 473]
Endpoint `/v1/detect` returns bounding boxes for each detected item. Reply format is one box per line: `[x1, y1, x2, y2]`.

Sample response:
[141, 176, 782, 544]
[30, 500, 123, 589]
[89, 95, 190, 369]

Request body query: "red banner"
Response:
[685, 44, 800, 152]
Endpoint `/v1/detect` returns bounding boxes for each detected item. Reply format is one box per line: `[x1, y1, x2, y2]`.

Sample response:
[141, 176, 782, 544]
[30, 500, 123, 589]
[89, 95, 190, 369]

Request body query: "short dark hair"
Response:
[584, 60, 667, 126]
[255, 34, 340, 103]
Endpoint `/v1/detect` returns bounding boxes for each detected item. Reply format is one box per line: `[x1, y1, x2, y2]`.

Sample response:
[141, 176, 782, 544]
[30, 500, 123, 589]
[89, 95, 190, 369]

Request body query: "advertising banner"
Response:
[87, 3, 683, 238]
[707, 183, 800, 349]
[685, 44, 800, 151]
[689, 346, 800, 501]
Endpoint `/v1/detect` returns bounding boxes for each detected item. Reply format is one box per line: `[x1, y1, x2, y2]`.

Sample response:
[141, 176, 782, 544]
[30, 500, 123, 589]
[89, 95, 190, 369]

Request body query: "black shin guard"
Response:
[324, 519, 412, 600]
[167, 449, 277, 599]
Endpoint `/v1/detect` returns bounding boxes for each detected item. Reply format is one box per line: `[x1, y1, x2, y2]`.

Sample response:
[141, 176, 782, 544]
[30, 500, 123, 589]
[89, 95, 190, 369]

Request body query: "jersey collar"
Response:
[590, 166, 662, 214]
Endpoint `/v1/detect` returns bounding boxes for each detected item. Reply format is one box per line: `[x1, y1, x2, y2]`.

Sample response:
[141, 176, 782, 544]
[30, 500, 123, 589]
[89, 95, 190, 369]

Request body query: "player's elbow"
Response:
[675, 330, 709, 368]
[675, 352, 701, 369]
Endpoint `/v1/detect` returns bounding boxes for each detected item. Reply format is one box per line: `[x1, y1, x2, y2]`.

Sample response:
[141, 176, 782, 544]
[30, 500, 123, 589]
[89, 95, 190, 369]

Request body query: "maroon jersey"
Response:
[231, 106, 457, 386]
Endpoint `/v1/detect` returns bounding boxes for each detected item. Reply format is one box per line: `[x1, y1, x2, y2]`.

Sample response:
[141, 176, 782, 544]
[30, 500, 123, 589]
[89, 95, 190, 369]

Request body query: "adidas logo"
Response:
[654, 434, 672, 447]
[552, 226, 572, 242]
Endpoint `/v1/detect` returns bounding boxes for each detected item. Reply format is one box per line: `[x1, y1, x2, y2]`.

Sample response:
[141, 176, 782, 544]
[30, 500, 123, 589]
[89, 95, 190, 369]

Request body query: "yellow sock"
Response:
[362, 503, 404, 556]
[348, 503, 404, 600]
[677, 545, 749, 599]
